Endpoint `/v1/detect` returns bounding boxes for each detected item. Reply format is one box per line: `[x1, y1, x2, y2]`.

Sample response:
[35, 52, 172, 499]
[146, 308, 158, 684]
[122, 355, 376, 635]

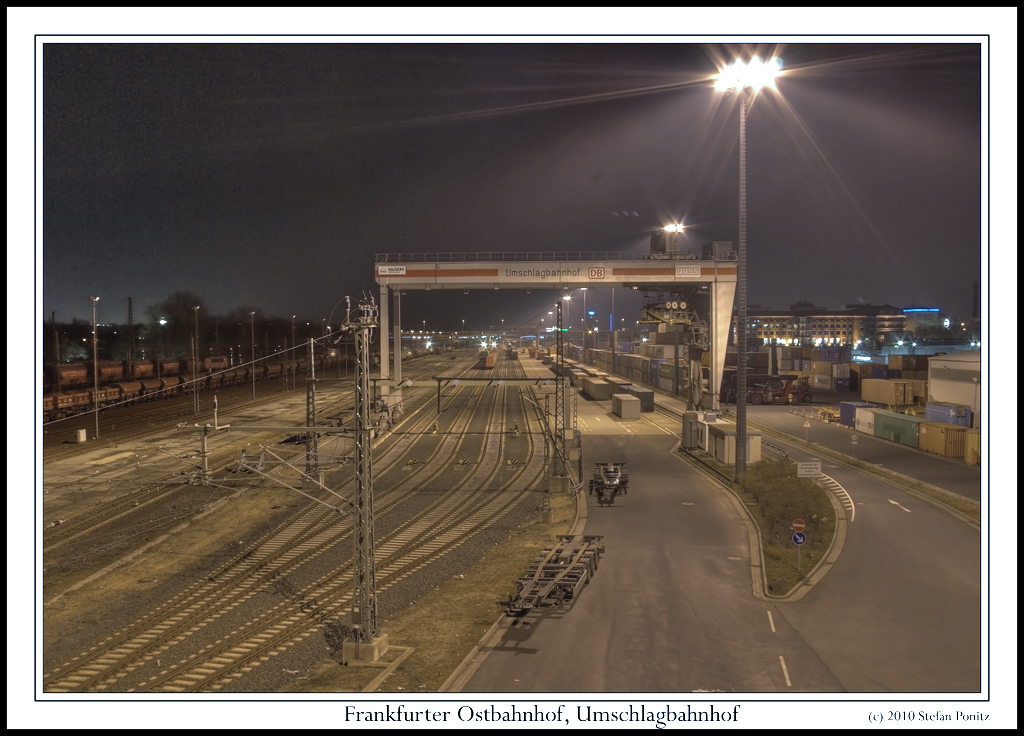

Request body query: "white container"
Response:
[611, 393, 641, 420]
[855, 406, 876, 435]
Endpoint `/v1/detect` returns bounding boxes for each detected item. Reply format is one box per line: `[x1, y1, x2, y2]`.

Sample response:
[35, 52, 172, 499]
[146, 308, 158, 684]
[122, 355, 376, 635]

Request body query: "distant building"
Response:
[732, 302, 906, 348]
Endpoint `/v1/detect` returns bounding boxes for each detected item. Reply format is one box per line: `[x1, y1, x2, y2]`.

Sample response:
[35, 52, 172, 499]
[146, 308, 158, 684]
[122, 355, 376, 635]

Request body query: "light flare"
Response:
[714, 56, 783, 92]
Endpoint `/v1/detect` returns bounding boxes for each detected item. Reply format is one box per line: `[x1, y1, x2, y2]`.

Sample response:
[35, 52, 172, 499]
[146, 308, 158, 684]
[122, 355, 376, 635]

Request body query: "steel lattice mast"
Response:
[352, 298, 378, 643]
[305, 338, 319, 477]
[554, 300, 566, 477]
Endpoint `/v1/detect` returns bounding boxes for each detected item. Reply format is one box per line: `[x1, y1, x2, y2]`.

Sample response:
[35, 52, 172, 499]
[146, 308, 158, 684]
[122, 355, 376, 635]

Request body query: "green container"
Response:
[872, 410, 927, 448]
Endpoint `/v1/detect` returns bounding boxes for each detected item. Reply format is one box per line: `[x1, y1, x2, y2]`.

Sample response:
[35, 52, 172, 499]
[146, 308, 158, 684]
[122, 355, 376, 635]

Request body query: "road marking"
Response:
[888, 499, 912, 513]
[681, 502, 693, 506]
[779, 655, 792, 687]
[767, 611, 776, 633]
[818, 473, 855, 522]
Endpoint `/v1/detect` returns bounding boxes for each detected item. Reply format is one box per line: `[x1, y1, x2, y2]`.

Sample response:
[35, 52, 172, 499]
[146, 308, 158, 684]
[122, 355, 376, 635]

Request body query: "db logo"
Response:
[588, 267, 605, 279]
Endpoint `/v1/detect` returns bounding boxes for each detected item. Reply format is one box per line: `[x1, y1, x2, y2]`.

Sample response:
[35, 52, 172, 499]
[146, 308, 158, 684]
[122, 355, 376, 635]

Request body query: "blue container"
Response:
[833, 378, 851, 392]
[925, 402, 974, 427]
[839, 401, 874, 428]
[887, 369, 902, 379]
[872, 366, 888, 379]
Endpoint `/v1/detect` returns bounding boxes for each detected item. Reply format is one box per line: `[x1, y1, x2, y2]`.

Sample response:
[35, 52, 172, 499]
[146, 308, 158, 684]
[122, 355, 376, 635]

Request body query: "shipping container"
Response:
[918, 422, 968, 458]
[925, 402, 973, 426]
[860, 378, 914, 406]
[605, 376, 632, 393]
[840, 401, 875, 428]
[812, 374, 831, 388]
[855, 406, 876, 435]
[811, 360, 833, 376]
[582, 377, 613, 401]
[872, 410, 927, 448]
[611, 393, 642, 420]
[964, 429, 981, 465]
[872, 366, 889, 379]
[831, 363, 851, 379]
[625, 386, 655, 412]
[832, 378, 850, 392]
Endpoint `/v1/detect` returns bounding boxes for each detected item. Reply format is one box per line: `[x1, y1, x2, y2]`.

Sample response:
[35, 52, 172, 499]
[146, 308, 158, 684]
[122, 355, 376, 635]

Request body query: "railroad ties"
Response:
[500, 534, 604, 617]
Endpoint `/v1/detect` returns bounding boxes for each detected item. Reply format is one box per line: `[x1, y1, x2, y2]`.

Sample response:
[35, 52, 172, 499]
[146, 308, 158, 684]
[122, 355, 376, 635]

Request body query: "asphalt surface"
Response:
[464, 403, 843, 693]
[462, 380, 982, 694]
[742, 389, 982, 501]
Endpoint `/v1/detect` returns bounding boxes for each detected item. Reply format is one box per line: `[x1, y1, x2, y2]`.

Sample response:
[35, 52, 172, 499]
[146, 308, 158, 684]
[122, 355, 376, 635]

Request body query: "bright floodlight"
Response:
[714, 56, 782, 91]
[664, 223, 684, 232]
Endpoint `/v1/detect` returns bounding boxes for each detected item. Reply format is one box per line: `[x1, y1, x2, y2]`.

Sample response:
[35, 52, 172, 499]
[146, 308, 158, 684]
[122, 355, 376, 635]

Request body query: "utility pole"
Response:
[305, 337, 319, 479]
[193, 305, 200, 414]
[90, 296, 100, 439]
[127, 298, 135, 379]
[554, 300, 566, 477]
[250, 311, 257, 401]
[346, 296, 387, 661]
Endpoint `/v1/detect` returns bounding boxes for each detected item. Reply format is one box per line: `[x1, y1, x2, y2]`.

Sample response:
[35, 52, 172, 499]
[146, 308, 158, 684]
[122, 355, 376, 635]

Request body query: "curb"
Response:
[439, 472, 587, 693]
[671, 442, 848, 602]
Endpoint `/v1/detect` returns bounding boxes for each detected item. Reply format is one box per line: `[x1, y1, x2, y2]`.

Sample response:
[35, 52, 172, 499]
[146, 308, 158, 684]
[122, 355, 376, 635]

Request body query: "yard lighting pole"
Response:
[581, 288, 587, 363]
[250, 311, 257, 401]
[715, 55, 782, 479]
[193, 305, 200, 414]
[90, 296, 100, 439]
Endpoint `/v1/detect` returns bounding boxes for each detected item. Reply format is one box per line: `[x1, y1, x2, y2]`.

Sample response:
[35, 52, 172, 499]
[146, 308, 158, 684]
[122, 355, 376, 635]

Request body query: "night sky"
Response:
[39, 40, 985, 330]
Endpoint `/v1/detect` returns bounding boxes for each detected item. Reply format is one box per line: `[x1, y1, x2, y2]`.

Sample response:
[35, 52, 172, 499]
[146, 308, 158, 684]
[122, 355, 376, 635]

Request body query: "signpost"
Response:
[792, 526, 807, 571]
[851, 433, 858, 459]
[797, 461, 821, 477]
[803, 420, 811, 443]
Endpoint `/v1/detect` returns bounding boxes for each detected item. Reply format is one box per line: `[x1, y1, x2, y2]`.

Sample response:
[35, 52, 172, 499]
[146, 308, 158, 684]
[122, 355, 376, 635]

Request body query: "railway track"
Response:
[41, 354, 466, 552]
[44, 351, 545, 693]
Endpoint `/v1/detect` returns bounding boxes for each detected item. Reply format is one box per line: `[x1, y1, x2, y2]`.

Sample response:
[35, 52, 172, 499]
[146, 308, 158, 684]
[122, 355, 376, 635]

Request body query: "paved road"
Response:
[743, 403, 982, 501]
[464, 403, 843, 693]
[767, 433, 981, 692]
[463, 390, 981, 694]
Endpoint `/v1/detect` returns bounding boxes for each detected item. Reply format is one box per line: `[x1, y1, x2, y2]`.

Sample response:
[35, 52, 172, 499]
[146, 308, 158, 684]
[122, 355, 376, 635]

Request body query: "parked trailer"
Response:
[499, 535, 604, 617]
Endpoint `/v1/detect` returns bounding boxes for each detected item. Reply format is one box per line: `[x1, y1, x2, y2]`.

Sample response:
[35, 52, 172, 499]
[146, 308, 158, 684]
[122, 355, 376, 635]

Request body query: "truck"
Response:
[747, 376, 812, 405]
[588, 462, 628, 504]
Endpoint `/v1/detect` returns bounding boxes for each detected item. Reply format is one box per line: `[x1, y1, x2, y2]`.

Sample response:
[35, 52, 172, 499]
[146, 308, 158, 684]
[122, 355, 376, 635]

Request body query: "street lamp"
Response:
[714, 54, 782, 478]
[90, 296, 100, 439]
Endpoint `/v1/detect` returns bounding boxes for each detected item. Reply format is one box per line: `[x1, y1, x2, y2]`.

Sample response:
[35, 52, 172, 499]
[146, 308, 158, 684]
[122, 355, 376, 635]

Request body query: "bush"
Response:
[738, 460, 832, 549]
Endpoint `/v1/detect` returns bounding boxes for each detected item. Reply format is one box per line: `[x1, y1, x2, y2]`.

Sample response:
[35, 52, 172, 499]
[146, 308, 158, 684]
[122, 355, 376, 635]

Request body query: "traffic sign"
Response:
[792, 532, 806, 545]
[851, 434, 858, 443]
[792, 519, 806, 532]
[803, 420, 811, 428]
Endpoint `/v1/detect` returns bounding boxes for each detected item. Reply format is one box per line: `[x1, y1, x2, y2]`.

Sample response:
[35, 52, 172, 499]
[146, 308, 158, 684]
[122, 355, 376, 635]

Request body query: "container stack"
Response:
[611, 393, 641, 420]
[582, 377, 613, 401]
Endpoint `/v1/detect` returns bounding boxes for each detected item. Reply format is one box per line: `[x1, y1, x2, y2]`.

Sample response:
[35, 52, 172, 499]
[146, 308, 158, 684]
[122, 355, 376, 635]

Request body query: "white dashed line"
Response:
[779, 655, 792, 687]
[767, 611, 776, 633]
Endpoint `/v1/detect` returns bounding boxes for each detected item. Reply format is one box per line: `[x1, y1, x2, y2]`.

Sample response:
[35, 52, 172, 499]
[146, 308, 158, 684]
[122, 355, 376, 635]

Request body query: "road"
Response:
[744, 396, 981, 501]
[462, 390, 981, 694]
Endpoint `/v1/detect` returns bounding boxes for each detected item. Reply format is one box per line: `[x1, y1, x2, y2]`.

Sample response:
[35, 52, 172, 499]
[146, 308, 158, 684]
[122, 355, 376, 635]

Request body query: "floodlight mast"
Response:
[714, 55, 782, 479]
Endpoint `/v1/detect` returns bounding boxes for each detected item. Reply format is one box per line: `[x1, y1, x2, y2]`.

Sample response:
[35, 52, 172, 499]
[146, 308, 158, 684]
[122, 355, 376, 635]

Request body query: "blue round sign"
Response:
[792, 532, 807, 546]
